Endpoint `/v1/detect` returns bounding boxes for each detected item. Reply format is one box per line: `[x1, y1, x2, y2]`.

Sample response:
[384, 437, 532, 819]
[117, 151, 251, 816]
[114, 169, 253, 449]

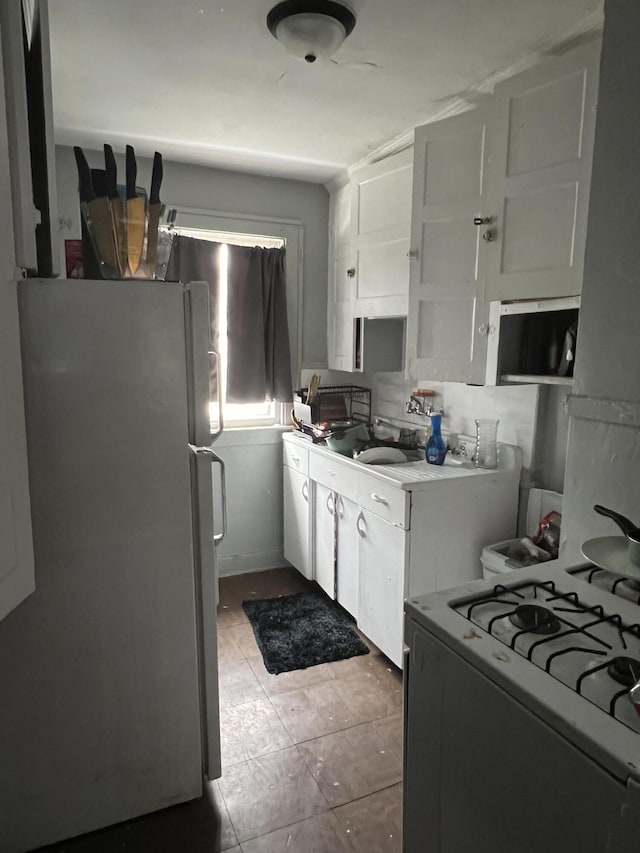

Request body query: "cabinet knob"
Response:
[407, 249, 419, 261]
[482, 228, 498, 243]
[347, 267, 356, 278]
[473, 216, 494, 226]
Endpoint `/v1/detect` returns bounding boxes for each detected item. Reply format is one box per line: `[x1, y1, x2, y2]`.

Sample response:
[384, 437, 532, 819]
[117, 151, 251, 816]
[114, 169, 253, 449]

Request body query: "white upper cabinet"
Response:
[406, 107, 492, 384]
[0, 26, 35, 622]
[351, 148, 413, 318]
[328, 183, 357, 372]
[485, 41, 600, 302]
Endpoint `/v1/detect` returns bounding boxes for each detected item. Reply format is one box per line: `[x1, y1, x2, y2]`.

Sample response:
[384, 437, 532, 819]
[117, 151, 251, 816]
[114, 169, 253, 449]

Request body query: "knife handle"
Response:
[150, 152, 163, 205]
[74, 146, 94, 203]
[126, 145, 137, 200]
[104, 144, 118, 200]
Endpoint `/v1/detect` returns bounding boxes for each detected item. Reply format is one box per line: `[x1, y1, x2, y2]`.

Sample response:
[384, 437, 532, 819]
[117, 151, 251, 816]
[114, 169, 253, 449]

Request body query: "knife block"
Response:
[79, 169, 153, 280]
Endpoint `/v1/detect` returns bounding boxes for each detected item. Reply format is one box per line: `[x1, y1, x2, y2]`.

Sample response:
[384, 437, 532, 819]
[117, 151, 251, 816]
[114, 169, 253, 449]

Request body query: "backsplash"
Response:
[301, 368, 547, 484]
[373, 373, 541, 474]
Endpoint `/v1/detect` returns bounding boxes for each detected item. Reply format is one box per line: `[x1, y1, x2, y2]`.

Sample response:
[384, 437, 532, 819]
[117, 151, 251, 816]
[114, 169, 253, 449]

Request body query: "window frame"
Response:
[164, 207, 302, 429]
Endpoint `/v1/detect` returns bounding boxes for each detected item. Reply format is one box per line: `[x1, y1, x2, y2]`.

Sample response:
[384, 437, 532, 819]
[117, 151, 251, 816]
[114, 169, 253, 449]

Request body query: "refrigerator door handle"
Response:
[188, 445, 227, 544]
[209, 350, 224, 444]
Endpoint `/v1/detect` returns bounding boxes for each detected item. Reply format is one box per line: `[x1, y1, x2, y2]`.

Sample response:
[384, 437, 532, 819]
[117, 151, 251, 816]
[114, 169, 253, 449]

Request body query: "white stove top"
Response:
[453, 577, 640, 734]
[405, 563, 640, 784]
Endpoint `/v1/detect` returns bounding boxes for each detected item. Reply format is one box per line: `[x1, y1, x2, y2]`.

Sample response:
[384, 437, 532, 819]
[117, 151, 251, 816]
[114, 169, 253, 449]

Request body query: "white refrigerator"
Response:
[0, 278, 223, 852]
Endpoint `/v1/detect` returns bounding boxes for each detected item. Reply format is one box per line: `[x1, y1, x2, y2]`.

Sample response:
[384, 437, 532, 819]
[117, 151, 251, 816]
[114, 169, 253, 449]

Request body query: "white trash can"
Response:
[481, 488, 563, 580]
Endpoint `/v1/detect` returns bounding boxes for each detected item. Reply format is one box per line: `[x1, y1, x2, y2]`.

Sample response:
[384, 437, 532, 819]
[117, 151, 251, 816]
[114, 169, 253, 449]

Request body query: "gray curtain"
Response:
[165, 235, 221, 398]
[165, 236, 292, 404]
[226, 244, 292, 404]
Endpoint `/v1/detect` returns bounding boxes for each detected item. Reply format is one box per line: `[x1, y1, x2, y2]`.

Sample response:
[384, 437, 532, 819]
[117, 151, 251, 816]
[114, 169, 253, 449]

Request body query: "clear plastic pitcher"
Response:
[475, 418, 499, 469]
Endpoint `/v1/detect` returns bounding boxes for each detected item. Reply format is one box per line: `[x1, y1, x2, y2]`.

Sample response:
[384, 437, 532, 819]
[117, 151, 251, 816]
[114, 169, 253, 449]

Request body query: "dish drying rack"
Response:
[292, 385, 372, 441]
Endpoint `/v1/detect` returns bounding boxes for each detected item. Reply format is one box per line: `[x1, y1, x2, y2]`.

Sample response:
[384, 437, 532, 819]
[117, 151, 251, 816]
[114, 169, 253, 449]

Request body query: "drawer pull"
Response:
[356, 510, 366, 537]
[326, 491, 335, 515]
[291, 454, 301, 466]
[371, 493, 388, 505]
[328, 469, 336, 477]
[302, 480, 309, 502]
[337, 495, 345, 518]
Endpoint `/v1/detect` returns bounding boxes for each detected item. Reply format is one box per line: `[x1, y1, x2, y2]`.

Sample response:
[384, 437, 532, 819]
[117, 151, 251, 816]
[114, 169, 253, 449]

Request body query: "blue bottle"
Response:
[425, 413, 447, 465]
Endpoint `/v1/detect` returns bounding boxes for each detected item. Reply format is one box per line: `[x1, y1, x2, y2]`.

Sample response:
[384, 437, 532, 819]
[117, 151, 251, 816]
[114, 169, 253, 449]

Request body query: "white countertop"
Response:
[283, 430, 520, 491]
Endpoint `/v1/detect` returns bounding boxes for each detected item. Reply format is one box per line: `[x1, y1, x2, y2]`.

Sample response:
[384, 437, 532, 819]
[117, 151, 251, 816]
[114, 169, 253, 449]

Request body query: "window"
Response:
[165, 225, 288, 428]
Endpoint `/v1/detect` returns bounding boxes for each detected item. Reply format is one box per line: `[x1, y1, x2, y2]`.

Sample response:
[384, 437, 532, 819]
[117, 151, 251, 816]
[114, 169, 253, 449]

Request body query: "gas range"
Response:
[404, 561, 640, 853]
[453, 576, 640, 734]
[404, 562, 640, 785]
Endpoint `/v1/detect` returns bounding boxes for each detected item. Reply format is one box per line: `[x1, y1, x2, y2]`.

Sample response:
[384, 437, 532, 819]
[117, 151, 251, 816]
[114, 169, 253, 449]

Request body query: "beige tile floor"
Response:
[216, 567, 404, 853]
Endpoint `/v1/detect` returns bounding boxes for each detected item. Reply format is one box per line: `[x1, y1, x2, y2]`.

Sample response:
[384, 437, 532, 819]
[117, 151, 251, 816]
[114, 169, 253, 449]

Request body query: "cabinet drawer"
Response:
[309, 453, 358, 503]
[357, 475, 409, 529]
[283, 440, 309, 475]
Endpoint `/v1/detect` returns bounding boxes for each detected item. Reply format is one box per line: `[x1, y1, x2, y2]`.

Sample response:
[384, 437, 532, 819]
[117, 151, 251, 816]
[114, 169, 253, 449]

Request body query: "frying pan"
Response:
[594, 504, 640, 566]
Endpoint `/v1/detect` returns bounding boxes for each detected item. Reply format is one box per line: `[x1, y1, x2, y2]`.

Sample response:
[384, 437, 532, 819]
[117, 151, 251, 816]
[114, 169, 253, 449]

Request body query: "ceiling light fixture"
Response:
[267, 0, 356, 64]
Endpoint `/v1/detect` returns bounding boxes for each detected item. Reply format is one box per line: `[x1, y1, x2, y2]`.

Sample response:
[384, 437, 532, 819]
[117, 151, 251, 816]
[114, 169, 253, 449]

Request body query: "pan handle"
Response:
[594, 504, 638, 538]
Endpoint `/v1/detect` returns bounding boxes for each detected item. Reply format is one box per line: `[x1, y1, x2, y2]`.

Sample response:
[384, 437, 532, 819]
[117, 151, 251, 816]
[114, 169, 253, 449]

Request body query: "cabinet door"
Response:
[328, 185, 356, 371]
[0, 26, 35, 622]
[406, 107, 492, 384]
[283, 466, 312, 580]
[328, 248, 357, 372]
[352, 148, 413, 318]
[356, 508, 405, 667]
[485, 41, 600, 301]
[312, 482, 336, 598]
[335, 494, 359, 619]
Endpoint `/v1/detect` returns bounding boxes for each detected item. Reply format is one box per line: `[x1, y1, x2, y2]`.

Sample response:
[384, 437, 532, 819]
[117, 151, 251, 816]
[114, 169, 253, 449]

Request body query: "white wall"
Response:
[534, 386, 571, 495]
[55, 145, 330, 371]
[211, 427, 286, 577]
[561, 0, 640, 565]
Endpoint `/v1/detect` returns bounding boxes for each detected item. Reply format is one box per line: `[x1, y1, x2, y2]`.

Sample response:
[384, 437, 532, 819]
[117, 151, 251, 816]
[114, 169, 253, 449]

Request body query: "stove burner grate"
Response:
[509, 604, 561, 635]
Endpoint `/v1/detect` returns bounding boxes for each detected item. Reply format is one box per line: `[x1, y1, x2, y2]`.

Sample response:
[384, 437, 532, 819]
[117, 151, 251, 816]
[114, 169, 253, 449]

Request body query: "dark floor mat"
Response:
[242, 590, 369, 675]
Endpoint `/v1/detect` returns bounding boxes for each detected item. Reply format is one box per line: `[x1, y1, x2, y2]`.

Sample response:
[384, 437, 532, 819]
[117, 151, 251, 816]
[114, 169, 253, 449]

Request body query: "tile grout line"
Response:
[212, 776, 242, 852]
[222, 745, 335, 848]
[331, 779, 403, 812]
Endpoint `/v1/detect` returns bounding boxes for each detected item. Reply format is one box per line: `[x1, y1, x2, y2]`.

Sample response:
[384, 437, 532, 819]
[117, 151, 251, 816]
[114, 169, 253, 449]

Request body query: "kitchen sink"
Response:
[354, 446, 471, 466]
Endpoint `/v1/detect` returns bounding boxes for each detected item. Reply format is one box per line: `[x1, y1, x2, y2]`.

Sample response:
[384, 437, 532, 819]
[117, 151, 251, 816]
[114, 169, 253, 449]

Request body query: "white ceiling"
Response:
[49, 0, 603, 184]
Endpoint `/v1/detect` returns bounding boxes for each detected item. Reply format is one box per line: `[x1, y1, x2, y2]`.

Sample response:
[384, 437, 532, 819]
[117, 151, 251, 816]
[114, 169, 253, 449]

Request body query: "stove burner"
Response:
[607, 656, 640, 687]
[508, 604, 561, 635]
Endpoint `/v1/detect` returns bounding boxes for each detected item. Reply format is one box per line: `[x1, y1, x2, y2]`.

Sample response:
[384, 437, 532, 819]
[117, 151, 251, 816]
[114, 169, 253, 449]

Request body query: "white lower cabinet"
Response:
[283, 464, 312, 581]
[312, 485, 359, 619]
[284, 434, 520, 669]
[335, 494, 359, 620]
[312, 481, 336, 598]
[356, 508, 406, 668]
